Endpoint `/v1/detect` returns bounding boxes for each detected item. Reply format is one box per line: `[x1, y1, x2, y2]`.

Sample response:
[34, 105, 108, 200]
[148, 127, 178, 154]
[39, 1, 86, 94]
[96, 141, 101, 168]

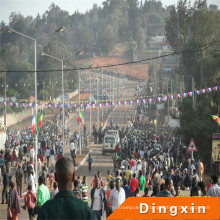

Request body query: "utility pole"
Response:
[192, 77, 195, 109]
[171, 79, 173, 116]
[4, 72, 6, 131]
[106, 73, 107, 114]
[90, 73, 92, 135]
[102, 74, 103, 121]
[113, 73, 115, 103]
[79, 71, 81, 155]
[118, 72, 120, 99]
[97, 73, 99, 128]
[167, 79, 169, 116]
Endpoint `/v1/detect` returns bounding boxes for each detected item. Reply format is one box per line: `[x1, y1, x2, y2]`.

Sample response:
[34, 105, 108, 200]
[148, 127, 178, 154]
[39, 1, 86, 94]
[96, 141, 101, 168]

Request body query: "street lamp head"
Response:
[41, 52, 45, 56]
[8, 28, 14, 33]
[55, 27, 65, 32]
[75, 51, 83, 56]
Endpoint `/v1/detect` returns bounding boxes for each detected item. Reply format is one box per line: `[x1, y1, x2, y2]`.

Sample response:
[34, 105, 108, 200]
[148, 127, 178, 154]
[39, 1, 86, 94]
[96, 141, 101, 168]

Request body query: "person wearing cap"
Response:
[8, 181, 21, 219]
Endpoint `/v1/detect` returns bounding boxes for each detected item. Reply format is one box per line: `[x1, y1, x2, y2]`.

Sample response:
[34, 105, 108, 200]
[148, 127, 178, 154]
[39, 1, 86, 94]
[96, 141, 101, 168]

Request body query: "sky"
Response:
[1, 0, 220, 24]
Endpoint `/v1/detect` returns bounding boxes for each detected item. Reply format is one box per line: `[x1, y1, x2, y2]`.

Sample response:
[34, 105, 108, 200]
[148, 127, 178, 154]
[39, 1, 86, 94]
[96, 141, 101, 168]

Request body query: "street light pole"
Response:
[102, 74, 103, 121]
[41, 50, 82, 153]
[113, 72, 115, 103]
[97, 73, 99, 128]
[34, 40, 38, 187]
[78, 70, 81, 155]
[90, 73, 92, 135]
[9, 27, 64, 186]
[61, 60, 65, 149]
[105, 73, 107, 114]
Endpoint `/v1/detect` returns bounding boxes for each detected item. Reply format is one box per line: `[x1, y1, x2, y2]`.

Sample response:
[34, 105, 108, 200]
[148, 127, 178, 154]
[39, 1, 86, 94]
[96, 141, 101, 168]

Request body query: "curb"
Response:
[76, 149, 92, 170]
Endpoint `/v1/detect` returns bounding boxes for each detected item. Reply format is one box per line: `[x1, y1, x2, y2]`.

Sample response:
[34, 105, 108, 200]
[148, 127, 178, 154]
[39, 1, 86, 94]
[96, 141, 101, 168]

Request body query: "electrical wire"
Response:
[0, 40, 220, 73]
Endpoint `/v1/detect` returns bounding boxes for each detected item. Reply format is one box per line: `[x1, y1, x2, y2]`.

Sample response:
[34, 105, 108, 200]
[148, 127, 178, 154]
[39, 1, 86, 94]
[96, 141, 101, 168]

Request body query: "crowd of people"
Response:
[1, 98, 220, 220]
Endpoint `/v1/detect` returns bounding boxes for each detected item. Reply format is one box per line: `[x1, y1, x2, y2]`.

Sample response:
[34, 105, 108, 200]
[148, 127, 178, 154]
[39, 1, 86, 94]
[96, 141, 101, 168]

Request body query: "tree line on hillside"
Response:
[0, 0, 170, 101]
[164, 0, 220, 170]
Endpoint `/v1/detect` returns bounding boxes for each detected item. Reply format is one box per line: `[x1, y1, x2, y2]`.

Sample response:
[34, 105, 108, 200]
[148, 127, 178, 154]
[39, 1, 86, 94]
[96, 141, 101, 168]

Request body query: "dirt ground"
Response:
[78, 44, 148, 80]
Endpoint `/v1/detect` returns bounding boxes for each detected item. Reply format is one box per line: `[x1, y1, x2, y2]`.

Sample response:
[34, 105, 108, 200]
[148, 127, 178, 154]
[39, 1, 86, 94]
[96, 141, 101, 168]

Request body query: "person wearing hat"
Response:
[8, 181, 21, 219]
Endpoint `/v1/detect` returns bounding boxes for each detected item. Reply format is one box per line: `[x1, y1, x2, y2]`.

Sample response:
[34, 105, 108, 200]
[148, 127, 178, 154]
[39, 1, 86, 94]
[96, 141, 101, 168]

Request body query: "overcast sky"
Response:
[1, 0, 220, 24]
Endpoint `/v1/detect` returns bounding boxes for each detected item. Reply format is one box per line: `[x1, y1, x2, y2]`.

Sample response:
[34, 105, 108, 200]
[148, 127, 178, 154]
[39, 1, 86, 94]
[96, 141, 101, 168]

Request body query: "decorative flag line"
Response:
[1, 85, 219, 109]
[211, 115, 220, 126]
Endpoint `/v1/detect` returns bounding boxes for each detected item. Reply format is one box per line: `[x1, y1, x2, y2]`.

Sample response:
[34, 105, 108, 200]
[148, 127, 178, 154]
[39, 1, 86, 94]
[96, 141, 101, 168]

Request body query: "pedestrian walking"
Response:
[50, 147, 55, 167]
[73, 179, 82, 199]
[37, 176, 50, 209]
[50, 182, 59, 200]
[109, 178, 126, 212]
[22, 160, 28, 184]
[130, 173, 139, 197]
[2, 168, 10, 204]
[27, 170, 36, 194]
[87, 155, 93, 173]
[106, 181, 114, 217]
[15, 165, 23, 197]
[49, 170, 55, 189]
[24, 184, 37, 220]
[80, 176, 88, 204]
[45, 147, 50, 168]
[7, 181, 21, 220]
[91, 178, 107, 220]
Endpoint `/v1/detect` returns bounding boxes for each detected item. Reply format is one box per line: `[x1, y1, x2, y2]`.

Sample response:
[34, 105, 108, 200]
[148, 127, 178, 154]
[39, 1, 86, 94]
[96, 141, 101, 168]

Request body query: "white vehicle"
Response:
[107, 130, 120, 144]
[102, 135, 117, 155]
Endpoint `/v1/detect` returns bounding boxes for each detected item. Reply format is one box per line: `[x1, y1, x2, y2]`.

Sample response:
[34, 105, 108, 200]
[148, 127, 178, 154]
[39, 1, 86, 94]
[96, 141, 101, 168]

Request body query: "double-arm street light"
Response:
[8, 26, 65, 186]
[41, 51, 83, 154]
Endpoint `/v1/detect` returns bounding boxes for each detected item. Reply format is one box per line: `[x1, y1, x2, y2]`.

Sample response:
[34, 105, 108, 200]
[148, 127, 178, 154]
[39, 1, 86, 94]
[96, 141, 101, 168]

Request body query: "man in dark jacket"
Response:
[91, 178, 107, 220]
[156, 178, 173, 197]
[1, 168, 10, 204]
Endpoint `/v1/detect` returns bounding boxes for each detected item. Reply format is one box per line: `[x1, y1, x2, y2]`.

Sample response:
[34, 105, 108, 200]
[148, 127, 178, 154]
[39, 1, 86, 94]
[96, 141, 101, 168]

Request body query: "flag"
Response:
[32, 115, 36, 134]
[211, 99, 217, 108]
[211, 115, 220, 126]
[77, 111, 84, 126]
[211, 99, 214, 108]
[36, 110, 43, 134]
[91, 107, 99, 110]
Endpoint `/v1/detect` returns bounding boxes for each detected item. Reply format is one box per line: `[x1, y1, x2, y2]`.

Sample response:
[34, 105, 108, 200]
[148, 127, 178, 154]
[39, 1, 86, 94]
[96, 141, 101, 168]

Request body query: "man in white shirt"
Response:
[109, 178, 126, 212]
[70, 141, 75, 152]
[207, 175, 220, 197]
[46, 147, 51, 167]
[30, 147, 35, 163]
[91, 178, 106, 220]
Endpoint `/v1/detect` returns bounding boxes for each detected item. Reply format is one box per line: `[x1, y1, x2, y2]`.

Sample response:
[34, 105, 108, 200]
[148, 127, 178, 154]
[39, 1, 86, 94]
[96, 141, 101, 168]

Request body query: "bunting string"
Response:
[1, 85, 219, 109]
